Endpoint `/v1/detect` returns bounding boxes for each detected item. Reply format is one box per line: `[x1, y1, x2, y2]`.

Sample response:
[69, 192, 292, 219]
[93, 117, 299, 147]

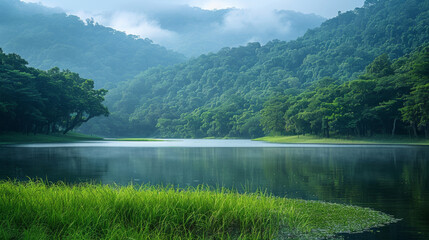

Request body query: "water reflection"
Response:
[0, 143, 428, 239]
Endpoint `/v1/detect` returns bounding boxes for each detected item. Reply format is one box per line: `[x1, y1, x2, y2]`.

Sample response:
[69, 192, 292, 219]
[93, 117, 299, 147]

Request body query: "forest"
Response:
[0, 49, 108, 134]
[261, 47, 429, 138]
[1, 0, 429, 139]
[78, 0, 429, 138]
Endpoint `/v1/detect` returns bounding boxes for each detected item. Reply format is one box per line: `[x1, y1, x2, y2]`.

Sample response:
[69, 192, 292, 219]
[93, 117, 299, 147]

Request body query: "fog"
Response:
[20, 0, 364, 56]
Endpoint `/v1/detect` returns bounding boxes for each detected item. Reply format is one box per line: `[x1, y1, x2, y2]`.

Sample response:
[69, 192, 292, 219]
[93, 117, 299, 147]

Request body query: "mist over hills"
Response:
[1, 0, 326, 70]
[79, 0, 429, 137]
[0, 0, 185, 88]
[102, 6, 326, 57]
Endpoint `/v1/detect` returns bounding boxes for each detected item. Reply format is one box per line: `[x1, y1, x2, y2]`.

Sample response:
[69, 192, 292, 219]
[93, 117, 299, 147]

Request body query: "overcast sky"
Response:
[21, 0, 365, 55]
[21, 0, 365, 18]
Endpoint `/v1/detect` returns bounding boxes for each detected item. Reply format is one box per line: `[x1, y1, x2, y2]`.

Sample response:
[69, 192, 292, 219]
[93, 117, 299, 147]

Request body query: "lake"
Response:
[1, 139, 428, 239]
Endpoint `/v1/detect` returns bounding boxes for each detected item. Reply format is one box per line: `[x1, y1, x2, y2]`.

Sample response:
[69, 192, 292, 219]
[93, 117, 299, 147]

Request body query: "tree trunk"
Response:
[412, 122, 418, 137]
[326, 122, 330, 138]
[322, 118, 330, 138]
[391, 117, 397, 137]
[62, 114, 93, 134]
[425, 125, 429, 139]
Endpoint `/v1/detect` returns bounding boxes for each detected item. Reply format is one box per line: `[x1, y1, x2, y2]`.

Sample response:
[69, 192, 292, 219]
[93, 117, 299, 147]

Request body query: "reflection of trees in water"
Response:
[111, 148, 269, 190]
[0, 148, 108, 183]
[260, 147, 429, 238]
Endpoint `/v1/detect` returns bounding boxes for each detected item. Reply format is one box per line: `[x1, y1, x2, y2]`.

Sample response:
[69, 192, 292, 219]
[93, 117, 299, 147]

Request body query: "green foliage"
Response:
[364, 54, 394, 78]
[0, 50, 109, 134]
[81, 0, 429, 138]
[0, 180, 397, 239]
[0, 0, 185, 88]
[400, 47, 429, 137]
[261, 46, 429, 138]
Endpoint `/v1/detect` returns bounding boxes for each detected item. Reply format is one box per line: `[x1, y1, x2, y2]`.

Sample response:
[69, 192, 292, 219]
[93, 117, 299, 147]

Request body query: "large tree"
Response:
[0, 49, 109, 134]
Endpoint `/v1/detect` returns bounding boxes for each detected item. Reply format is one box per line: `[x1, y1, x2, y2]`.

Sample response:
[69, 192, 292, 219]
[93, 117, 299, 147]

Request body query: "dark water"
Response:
[1, 140, 428, 239]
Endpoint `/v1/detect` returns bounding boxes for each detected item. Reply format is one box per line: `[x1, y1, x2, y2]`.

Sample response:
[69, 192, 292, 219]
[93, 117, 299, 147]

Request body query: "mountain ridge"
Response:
[80, 0, 429, 137]
[0, 0, 185, 88]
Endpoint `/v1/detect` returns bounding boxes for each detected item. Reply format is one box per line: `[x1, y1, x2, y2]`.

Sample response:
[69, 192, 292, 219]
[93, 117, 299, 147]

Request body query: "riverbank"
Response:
[254, 135, 429, 145]
[0, 180, 396, 240]
[0, 132, 102, 145]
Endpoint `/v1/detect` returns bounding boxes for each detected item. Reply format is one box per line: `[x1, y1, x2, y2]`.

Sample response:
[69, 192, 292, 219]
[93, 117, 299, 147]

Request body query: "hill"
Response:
[0, 0, 185, 88]
[79, 0, 429, 138]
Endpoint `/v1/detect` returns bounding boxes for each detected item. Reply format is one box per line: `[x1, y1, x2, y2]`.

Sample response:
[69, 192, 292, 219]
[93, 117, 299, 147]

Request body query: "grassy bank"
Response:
[0, 181, 397, 239]
[0, 132, 102, 145]
[254, 135, 429, 145]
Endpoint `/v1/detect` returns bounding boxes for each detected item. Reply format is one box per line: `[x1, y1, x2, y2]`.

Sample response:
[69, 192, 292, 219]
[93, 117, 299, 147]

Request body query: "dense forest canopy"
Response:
[261, 46, 429, 138]
[79, 0, 429, 138]
[0, 49, 108, 134]
[0, 0, 185, 88]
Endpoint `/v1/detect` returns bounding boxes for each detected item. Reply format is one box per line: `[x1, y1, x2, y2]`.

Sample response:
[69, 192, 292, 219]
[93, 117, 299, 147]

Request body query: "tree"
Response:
[0, 50, 109, 134]
[364, 54, 394, 78]
[260, 96, 289, 135]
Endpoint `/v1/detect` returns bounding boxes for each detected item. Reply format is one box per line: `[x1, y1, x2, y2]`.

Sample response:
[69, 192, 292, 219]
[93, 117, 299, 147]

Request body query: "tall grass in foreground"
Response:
[0, 180, 397, 239]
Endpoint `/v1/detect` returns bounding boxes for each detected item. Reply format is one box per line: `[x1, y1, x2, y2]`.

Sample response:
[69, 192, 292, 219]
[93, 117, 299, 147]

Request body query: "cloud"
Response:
[221, 8, 291, 35]
[185, 0, 365, 18]
[21, 0, 364, 18]
[20, 0, 364, 56]
[95, 11, 178, 42]
[21, 0, 182, 14]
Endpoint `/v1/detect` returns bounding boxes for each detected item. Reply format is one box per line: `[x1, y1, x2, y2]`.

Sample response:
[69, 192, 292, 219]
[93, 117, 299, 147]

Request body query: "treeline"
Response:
[80, 0, 429, 138]
[261, 46, 429, 138]
[0, 49, 109, 134]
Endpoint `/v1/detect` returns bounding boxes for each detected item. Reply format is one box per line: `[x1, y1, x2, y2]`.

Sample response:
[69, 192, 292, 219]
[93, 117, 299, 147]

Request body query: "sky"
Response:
[21, 0, 365, 18]
[20, 0, 365, 55]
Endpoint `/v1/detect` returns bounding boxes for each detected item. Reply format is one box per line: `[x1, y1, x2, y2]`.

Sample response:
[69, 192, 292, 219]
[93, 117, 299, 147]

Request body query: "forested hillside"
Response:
[80, 0, 429, 138]
[0, 0, 185, 88]
[261, 46, 429, 138]
[0, 49, 108, 134]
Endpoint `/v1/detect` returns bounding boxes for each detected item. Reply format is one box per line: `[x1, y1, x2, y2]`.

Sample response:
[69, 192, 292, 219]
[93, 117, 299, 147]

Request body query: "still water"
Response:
[1, 139, 428, 239]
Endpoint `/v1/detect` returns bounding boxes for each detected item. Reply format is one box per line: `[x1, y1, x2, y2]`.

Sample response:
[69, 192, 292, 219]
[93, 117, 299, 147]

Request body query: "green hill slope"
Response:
[79, 0, 429, 137]
[0, 0, 185, 88]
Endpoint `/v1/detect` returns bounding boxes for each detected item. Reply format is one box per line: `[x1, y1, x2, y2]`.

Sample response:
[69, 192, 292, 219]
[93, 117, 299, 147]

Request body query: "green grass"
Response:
[254, 135, 429, 145]
[0, 180, 397, 239]
[0, 132, 103, 145]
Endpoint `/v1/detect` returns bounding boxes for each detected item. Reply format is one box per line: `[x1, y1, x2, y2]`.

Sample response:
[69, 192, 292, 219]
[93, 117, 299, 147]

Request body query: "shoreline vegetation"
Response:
[0, 132, 102, 145]
[2, 132, 429, 146]
[254, 135, 429, 146]
[0, 180, 397, 240]
[0, 132, 164, 145]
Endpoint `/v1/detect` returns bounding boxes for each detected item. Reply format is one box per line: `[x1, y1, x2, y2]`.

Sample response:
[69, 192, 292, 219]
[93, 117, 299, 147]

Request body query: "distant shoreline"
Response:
[0, 132, 102, 145]
[254, 135, 429, 146]
[3, 132, 429, 146]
